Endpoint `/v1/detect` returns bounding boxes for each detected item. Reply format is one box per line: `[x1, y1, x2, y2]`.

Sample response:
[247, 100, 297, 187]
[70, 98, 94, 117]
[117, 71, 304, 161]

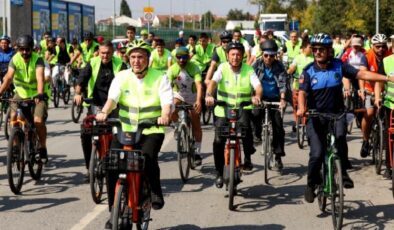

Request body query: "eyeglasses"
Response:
[221, 40, 230, 44]
[176, 55, 189, 60]
[84, 39, 92, 42]
[19, 47, 32, 52]
[312, 47, 327, 53]
[263, 54, 275, 58]
[374, 45, 386, 49]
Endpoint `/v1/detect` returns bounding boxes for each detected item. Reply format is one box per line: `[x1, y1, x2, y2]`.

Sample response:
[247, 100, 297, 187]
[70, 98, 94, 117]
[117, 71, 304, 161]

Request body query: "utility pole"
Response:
[376, 0, 379, 34]
[3, 0, 6, 35]
[113, 0, 116, 38]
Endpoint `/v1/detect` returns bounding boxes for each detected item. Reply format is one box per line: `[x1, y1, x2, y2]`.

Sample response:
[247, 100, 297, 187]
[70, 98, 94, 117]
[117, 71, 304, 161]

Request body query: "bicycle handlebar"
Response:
[215, 100, 252, 108]
[306, 110, 345, 120]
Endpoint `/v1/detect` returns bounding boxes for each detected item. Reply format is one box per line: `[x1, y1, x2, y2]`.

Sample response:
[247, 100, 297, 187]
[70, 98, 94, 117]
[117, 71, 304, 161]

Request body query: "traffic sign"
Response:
[144, 12, 154, 22]
[143, 7, 154, 13]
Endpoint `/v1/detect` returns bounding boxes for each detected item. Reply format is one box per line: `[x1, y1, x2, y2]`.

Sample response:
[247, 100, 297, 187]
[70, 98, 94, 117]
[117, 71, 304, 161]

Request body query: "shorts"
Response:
[12, 94, 48, 120]
[173, 92, 196, 105]
[364, 94, 373, 109]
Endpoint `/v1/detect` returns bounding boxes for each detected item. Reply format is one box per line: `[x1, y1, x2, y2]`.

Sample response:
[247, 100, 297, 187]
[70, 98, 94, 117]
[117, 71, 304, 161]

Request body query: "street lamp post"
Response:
[3, 0, 6, 35]
[113, 0, 116, 38]
[376, 0, 379, 34]
[169, 0, 172, 29]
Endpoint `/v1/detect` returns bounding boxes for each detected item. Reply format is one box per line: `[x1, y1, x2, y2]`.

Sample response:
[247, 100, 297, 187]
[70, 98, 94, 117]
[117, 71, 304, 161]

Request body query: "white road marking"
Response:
[69, 204, 107, 230]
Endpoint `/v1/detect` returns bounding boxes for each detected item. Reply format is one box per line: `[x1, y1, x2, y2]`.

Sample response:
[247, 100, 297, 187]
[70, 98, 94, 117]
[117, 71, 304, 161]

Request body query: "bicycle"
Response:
[386, 110, 394, 198]
[216, 100, 249, 210]
[175, 103, 197, 183]
[5, 99, 44, 194]
[259, 101, 282, 184]
[52, 64, 71, 108]
[82, 114, 113, 204]
[368, 103, 385, 175]
[307, 110, 345, 230]
[71, 98, 84, 123]
[105, 118, 160, 230]
[1, 87, 13, 139]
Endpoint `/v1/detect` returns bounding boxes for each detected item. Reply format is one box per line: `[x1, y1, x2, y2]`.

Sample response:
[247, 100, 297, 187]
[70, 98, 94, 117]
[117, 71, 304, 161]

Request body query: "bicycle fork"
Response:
[115, 172, 142, 223]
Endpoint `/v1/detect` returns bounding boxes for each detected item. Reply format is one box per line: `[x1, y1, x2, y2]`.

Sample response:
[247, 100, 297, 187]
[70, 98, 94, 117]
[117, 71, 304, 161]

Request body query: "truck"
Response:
[259, 13, 288, 35]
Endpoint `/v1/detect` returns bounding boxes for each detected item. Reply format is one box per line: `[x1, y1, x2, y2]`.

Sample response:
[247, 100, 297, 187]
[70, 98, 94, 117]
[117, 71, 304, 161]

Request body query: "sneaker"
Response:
[253, 136, 262, 144]
[151, 193, 164, 210]
[194, 154, 202, 166]
[215, 173, 224, 188]
[275, 157, 284, 170]
[342, 172, 354, 189]
[39, 148, 48, 164]
[383, 169, 392, 179]
[304, 185, 316, 203]
[292, 124, 297, 133]
[243, 157, 253, 171]
[104, 218, 112, 229]
[84, 171, 90, 183]
[360, 140, 369, 158]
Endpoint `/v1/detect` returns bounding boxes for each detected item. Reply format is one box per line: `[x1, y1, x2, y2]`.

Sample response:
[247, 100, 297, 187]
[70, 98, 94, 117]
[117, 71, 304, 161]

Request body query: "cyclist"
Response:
[358, 34, 391, 158]
[248, 34, 268, 66]
[252, 40, 287, 168]
[0, 35, 15, 83]
[187, 35, 197, 58]
[140, 28, 149, 43]
[96, 40, 172, 229]
[168, 46, 203, 165]
[332, 35, 344, 58]
[297, 33, 394, 203]
[283, 31, 302, 66]
[74, 41, 127, 180]
[171, 38, 185, 64]
[44, 37, 57, 65]
[232, 29, 251, 63]
[191, 32, 215, 72]
[287, 38, 314, 132]
[205, 42, 262, 188]
[126, 25, 136, 46]
[0, 35, 49, 163]
[149, 38, 172, 73]
[51, 37, 74, 86]
[39, 31, 51, 57]
[69, 31, 99, 68]
[205, 31, 232, 86]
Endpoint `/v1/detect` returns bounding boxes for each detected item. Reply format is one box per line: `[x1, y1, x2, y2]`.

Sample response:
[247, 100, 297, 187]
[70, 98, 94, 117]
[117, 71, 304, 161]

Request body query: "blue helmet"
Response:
[310, 33, 333, 47]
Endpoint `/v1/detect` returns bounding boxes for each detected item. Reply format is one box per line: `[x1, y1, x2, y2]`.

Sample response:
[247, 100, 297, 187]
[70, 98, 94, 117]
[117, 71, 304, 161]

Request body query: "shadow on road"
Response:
[157, 224, 285, 230]
[0, 195, 79, 212]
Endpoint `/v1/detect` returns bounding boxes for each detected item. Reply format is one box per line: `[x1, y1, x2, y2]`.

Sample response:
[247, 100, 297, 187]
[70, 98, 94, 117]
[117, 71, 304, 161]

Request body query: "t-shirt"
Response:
[299, 58, 359, 113]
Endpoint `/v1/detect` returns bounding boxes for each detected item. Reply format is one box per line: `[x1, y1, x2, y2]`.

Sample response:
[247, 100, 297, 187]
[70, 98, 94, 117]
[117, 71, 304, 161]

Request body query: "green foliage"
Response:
[120, 0, 132, 18]
[211, 18, 227, 30]
[227, 9, 253, 20]
[201, 11, 215, 30]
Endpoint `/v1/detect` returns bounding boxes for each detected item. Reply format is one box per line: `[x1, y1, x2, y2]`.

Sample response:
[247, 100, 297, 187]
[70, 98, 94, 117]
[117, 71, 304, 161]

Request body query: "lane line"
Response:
[69, 204, 107, 230]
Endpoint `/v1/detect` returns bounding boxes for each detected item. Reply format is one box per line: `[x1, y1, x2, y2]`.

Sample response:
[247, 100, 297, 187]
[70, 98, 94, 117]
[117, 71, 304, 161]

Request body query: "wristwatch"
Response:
[206, 92, 213, 97]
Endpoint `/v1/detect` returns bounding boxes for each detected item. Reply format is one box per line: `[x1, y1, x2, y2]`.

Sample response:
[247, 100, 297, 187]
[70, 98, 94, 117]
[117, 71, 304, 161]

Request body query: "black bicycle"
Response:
[52, 64, 71, 108]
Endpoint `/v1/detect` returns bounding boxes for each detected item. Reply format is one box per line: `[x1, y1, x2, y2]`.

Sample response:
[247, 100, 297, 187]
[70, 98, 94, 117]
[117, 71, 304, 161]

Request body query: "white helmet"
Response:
[371, 34, 387, 44]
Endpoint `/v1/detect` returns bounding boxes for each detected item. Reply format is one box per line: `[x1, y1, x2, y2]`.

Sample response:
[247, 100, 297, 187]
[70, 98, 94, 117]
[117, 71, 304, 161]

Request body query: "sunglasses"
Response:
[84, 39, 92, 42]
[374, 45, 386, 49]
[19, 47, 32, 52]
[263, 54, 275, 58]
[221, 40, 230, 44]
[312, 47, 327, 53]
[176, 55, 189, 60]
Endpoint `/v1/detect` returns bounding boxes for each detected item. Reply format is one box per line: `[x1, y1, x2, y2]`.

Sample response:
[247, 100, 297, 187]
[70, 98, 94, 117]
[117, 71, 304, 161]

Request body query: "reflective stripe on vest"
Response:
[383, 55, 394, 109]
[12, 52, 39, 98]
[87, 56, 124, 99]
[214, 62, 253, 117]
[117, 69, 164, 134]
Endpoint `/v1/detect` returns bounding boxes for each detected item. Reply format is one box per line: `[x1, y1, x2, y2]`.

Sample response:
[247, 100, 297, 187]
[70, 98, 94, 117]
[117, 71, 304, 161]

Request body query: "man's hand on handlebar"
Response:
[205, 95, 215, 107]
[297, 107, 306, 117]
[96, 111, 108, 122]
[252, 96, 261, 106]
[194, 100, 202, 114]
[74, 94, 82, 106]
[158, 115, 170, 126]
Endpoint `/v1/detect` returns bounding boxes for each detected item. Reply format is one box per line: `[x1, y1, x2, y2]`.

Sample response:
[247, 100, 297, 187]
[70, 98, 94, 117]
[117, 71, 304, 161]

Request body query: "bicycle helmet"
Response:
[310, 33, 333, 47]
[226, 41, 245, 54]
[16, 35, 34, 49]
[371, 34, 387, 44]
[219, 31, 232, 40]
[260, 40, 278, 54]
[175, 46, 189, 56]
[83, 31, 94, 40]
[126, 40, 151, 56]
[0, 35, 11, 43]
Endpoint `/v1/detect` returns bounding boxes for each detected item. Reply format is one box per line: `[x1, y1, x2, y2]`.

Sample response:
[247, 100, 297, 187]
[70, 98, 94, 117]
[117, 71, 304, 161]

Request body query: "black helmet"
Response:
[16, 35, 34, 49]
[220, 31, 232, 40]
[260, 40, 278, 53]
[83, 31, 94, 40]
[226, 41, 245, 54]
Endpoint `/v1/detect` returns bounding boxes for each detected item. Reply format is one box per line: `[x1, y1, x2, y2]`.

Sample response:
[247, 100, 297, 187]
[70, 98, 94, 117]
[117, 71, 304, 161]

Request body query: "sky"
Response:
[67, 0, 258, 21]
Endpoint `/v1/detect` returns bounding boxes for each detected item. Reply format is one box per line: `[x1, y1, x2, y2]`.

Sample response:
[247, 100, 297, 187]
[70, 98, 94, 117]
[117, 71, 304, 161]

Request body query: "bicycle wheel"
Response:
[53, 86, 59, 108]
[7, 128, 25, 194]
[189, 137, 196, 170]
[263, 125, 269, 184]
[111, 183, 131, 230]
[228, 147, 236, 210]
[296, 116, 305, 149]
[63, 86, 71, 105]
[331, 158, 344, 230]
[202, 106, 212, 125]
[317, 168, 327, 211]
[136, 179, 151, 230]
[89, 144, 104, 204]
[4, 107, 11, 140]
[374, 117, 384, 175]
[71, 101, 83, 123]
[0, 104, 4, 129]
[27, 131, 43, 180]
[177, 124, 190, 183]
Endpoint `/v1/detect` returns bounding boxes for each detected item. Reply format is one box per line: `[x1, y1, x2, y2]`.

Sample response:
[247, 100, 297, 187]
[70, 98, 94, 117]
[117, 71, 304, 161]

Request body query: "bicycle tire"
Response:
[374, 117, 384, 175]
[63, 86, 71, 105]
[71, 101, 83, 123]
[0, 104, 4, 129]
[89, 144, 104, 204]
[111, 183, 131, 230]
[7, 128, 25, 194]
[263, 125, 269, 184]
[27, 131, 43, 181]
[4, 107, 11, 140]
[189, 137, 196, 170]
[136, 179, 151, 230]
[296, 116, 305, 149]
[53, 86, 59, 108]
[331, 158, 344, 230]
[177, 124, 190, 183]
[202, 107, 212, 125]
[228, 147, 235, 210]
[392, 159, 394, 199]
[317, 185, 327, 212]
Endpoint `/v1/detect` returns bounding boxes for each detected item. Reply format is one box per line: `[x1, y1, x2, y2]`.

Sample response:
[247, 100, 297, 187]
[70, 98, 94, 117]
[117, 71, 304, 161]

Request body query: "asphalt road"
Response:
[0, 103, 393, 230]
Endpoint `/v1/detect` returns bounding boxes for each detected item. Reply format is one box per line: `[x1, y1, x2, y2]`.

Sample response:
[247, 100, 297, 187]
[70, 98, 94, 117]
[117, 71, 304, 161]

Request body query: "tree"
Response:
[201, 11, 215, 30]
[211, 18, 227, 30]
[120, 0, 132, 17]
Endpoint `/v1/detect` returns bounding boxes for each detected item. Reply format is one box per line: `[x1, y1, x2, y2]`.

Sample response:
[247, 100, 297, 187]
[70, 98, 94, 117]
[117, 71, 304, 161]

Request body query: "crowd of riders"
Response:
[2, 25, 394, 229]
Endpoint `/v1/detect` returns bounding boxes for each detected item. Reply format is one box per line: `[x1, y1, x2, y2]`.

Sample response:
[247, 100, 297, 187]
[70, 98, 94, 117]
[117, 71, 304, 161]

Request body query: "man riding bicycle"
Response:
[168, 46, 203, 166]
[252, 40, 287, 169]
[50, 36, 74, 86]
[0, 35, 49, 163]
[96, 40, 172, 229]
[74, 40, 127, 180]
[191, 32, 215, 73]
[0, 35, 15, 83]
[69, 31, 99, 68]
[205, 42, 262, 188]
[297, 33, 394, 203]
